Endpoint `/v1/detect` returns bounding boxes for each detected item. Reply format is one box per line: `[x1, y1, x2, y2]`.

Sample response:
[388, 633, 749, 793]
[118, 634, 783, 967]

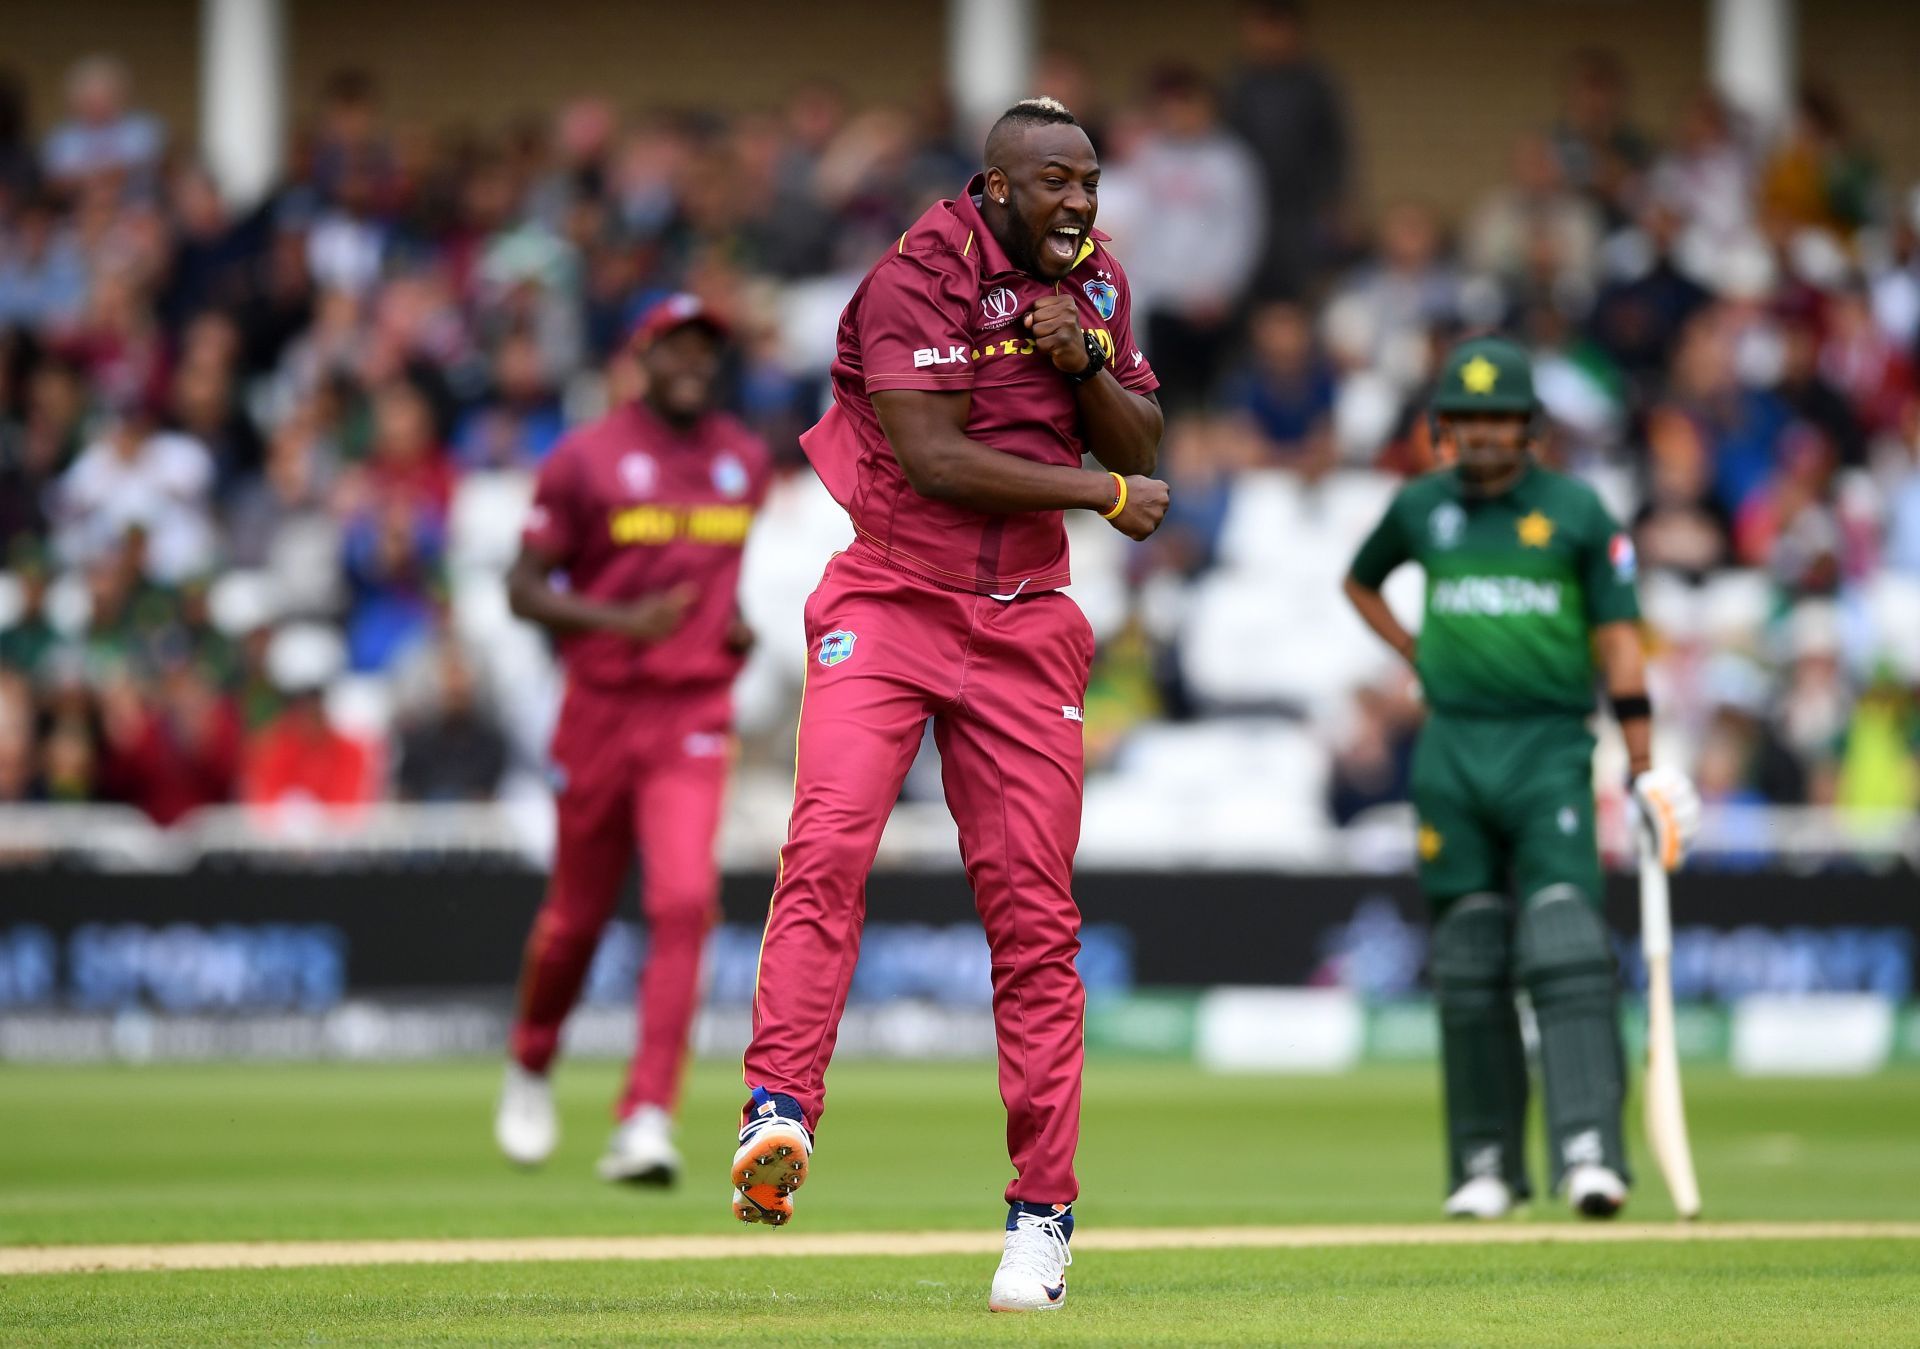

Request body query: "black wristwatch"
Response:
[1064, 331, 1107, 385]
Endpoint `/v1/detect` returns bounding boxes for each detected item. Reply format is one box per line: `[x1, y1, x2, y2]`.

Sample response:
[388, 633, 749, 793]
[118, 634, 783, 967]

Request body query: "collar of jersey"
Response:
[955, 173, 1106, 280]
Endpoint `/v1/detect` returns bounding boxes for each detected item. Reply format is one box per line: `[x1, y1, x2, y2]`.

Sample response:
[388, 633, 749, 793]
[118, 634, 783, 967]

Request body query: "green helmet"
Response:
[1429, 336, 1536, 416]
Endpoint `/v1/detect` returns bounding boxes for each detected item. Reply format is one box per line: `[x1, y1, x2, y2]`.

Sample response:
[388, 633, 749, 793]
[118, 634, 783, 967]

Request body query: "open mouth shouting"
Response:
[1041, 222, 1086, 271]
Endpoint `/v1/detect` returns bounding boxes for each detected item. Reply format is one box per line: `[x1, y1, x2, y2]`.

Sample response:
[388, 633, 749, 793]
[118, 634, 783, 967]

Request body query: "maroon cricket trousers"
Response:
[744, 541, 1093, 1204]
[511, 678, 732, 1119]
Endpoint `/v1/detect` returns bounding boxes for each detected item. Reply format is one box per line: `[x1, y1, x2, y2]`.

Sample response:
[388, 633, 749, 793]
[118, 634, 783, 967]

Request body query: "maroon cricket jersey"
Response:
[801, 173, 1158, 596]
[522, 401, 772, 690]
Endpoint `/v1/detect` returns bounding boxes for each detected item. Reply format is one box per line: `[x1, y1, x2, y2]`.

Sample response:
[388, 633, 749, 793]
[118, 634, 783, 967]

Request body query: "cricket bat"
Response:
[1638, 827, 1702, 1219]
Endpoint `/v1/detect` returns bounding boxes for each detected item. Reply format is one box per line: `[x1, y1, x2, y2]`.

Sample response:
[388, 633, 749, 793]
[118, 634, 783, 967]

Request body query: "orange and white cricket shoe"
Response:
[729, 1087, 812, 1226]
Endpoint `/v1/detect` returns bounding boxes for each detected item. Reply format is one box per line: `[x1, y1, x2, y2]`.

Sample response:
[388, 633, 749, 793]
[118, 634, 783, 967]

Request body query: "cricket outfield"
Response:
[3, 1060, 1915, 1344]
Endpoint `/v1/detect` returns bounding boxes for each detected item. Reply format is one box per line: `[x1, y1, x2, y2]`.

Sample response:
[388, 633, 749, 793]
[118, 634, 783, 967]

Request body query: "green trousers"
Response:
[1410, 712, 1602, 905]
[1413, 711, 1628, 1197]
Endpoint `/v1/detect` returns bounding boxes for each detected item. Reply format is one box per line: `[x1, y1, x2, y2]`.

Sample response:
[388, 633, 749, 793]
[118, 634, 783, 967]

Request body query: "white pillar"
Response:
[1709, 0, 1795, 133]
[947, 0, 1036, 151]
[200, 0, 286, 208]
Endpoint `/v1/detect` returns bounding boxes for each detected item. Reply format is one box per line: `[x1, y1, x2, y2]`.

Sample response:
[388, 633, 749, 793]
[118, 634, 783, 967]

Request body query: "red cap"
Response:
[631, 293, 729, 349]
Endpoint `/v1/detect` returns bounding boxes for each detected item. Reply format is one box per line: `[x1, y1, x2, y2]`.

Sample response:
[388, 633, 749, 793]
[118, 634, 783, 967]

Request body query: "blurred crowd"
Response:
[0, 0, 1917, 837]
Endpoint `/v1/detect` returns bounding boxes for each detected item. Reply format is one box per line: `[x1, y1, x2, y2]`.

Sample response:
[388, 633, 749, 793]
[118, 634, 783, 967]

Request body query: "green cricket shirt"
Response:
[1348, 464, 1640, 717]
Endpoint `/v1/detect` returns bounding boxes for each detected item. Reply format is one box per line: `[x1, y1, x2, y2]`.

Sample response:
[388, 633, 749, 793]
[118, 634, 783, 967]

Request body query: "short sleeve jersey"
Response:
[801, 174, 1158, 595]
[522, 401, 772, 690]
[1348, 464, 1640, 716]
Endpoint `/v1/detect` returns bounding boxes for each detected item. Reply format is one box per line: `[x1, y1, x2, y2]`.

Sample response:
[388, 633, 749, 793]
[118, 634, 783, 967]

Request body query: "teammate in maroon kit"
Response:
[494, 295, 771, 1186]
[728, 99, 1169, 1312]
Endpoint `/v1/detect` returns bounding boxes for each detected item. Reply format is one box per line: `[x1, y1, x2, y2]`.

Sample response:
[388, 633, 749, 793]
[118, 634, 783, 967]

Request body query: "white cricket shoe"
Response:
[1567, 1164, 1627, 1218]
[597, 1105, 680, 1185]
[1444, 1175, 1515, 1219]
[989, 1204, 1073, 1313]
[730, 1087, 812, 1226]
[495, 1062, 557, 1167]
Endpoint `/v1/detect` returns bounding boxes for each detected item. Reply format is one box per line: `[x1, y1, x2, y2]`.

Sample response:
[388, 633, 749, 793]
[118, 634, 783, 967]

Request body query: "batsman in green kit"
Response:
[1343, 337, 1701, 1220]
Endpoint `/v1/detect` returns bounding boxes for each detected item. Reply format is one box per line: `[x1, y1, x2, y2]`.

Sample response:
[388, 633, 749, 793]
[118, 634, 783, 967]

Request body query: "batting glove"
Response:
[1631, 766, 1703, 871]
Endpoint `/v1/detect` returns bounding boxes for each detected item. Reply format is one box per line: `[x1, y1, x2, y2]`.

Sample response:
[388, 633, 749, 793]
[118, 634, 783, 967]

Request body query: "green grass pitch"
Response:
[3, 1059, 1917, 1344]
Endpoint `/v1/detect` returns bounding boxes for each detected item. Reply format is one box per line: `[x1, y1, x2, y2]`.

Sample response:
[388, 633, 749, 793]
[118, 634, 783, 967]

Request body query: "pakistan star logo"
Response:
[1460, 355, 1499, 395]
[1417, 824, 1444, 861]
[1517, 511, 1554, 548]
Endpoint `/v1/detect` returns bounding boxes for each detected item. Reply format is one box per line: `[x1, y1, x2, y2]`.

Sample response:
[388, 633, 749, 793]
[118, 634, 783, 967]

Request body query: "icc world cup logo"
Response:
[980, 287, 1018, 326]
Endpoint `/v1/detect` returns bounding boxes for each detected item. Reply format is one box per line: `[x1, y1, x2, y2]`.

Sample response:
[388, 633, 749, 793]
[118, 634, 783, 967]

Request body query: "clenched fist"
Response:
[1025, 296, 1090, 376]
[1107, 475, 1170, 541]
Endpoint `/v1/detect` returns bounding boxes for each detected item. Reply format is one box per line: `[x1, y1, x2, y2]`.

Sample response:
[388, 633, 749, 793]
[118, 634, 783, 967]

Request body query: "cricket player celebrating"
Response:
[1343, 336, 1701, 1220]
[494, 295, 770, 1185]
[729, 98, 1168, 1312]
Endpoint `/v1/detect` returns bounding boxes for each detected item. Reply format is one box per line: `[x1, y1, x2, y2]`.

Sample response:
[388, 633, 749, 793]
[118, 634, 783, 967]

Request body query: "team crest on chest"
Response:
[1517, 510, 1555, 548]
[617, 451, 658, 499]
[1082, 278, 1117, 322]
[712, 452, 749, 499]
[1429, 502, 1465, 548]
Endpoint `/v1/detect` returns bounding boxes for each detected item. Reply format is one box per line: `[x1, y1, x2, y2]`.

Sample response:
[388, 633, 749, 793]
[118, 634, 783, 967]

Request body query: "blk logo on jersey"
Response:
[913, 345, 969, 369]
[818, 629, 857, 667]
[1061, 705, 1084, 722]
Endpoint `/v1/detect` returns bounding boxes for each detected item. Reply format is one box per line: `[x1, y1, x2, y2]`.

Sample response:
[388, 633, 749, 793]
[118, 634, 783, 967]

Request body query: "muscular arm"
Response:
[872, 387, 1122, 515]
[506, 545, 692, 642]
[1595, 619, 1653, 777]
[1073, 374, 1163, 476]
[1342, 574, 1417, 665]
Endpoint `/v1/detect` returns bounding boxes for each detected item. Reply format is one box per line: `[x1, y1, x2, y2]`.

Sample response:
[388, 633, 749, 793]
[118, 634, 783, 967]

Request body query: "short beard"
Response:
[997, 184, 1042, 277]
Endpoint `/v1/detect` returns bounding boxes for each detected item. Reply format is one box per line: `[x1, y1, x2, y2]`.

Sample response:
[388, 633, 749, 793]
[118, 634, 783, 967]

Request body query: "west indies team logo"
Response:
[818, 629, 857, 667]
[712, 452, 749, 499]
[1082, 278, 1117, 322]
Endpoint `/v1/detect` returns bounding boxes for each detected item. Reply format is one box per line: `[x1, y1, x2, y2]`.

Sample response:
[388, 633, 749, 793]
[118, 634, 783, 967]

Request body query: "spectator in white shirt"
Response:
[41, 55, 164, 196]
[54, 401, 216, 584]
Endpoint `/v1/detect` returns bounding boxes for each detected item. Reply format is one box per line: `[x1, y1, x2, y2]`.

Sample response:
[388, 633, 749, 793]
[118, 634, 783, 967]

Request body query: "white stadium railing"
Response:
[0, 801, 1913, 873]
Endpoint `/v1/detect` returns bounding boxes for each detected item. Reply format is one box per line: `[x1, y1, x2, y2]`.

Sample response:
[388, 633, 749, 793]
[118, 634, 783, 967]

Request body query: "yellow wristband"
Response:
[1100, 472, 1128, 520]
